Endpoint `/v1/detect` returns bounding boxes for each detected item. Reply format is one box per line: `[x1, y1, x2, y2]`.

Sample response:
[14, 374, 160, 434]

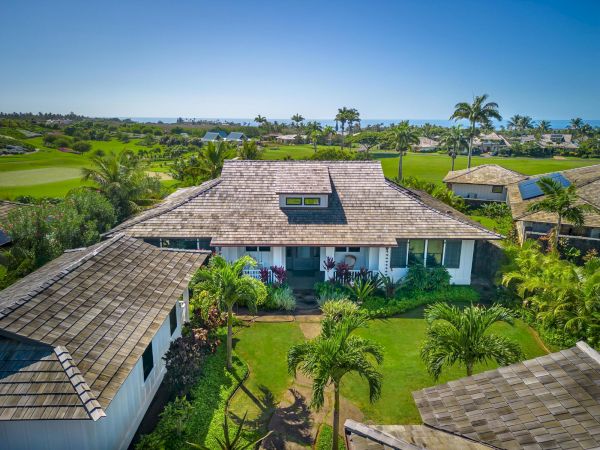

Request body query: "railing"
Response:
[333, 269, 373, 283]
[243, 268, 274, 283]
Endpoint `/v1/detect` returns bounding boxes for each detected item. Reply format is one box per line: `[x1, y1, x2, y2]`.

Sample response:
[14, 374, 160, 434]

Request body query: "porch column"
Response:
[368, 247, 379, 272]
[378, 247, 390, 277]
[272, 247, 286, 269]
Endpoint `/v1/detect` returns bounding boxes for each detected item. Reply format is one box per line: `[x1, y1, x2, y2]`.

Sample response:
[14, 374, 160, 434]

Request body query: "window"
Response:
[161, 239, 197, 250]
[335, 247, 360, 253]
[143, 238, 161, 247]
[348, 247, 360, 253]
[334, 247, 346, 252]
[142, 343, 154, 380]
[491, 185, 504, 193]
[408, 240, 425, 266]
[197, 238, 213, 250]
[169, 306, 177, 335]
[258, 246, 271, 252]
[303, 197, 321, 206]
[443, 240, 462, 268]
[426, 240, 444, 267]
[245, 246, 258, 252]
[390, 240, 408, 268]
[285, 197, 302, 206]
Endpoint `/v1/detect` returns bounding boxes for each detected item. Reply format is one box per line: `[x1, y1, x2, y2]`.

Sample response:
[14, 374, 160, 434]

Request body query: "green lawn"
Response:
[229, 322, 305, 430]
[232, 316, 547, 427]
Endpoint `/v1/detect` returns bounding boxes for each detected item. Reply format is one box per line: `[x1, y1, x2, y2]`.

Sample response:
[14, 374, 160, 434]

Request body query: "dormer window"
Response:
[280, 194, 328, 208]
[303, 197, 321, 206]
[275, 164, 332, 209]
[285, 197, 302, 206]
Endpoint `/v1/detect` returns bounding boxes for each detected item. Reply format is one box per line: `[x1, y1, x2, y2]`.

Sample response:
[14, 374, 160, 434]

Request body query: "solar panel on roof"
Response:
[518, 173, 571, 200]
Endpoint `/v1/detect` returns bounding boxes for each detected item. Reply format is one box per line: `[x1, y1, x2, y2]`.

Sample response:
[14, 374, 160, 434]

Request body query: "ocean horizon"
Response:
[121, 117, 600, 130]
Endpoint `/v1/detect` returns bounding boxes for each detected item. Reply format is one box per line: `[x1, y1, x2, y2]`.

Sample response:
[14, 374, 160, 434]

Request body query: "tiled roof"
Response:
[110, 160, 500, 246]
[0, 235, 208, 420]
[413, 342, 600, 450]
[273, 163, 332, 194]
[507, 164, 600, 227]
[443, 164, 526, 186]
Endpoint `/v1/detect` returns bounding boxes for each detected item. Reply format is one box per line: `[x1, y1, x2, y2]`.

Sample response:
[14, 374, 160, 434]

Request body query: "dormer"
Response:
[274, 164, 331, 208]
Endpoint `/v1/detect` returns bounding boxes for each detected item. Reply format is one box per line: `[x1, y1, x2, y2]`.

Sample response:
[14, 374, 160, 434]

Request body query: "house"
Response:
[472, 132, 511, 153]
[108, 160, 501, 286]
[507, 164, 600, 246]
[274, 134, 306, 144]
[540, 133, 579, 150]
[0, 234, 208, 450]
[201, 130, 228, 142]
[225, 131, 247, 143]
[347, 341, 600, 449]
[443, 164, 526, 202]
[0, 200, 28, 246]
[413, 137, 439, 153]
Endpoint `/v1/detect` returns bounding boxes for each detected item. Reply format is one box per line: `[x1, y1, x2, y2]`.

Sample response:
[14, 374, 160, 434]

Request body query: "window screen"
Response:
[142, 343, 154, 380]
[426, 240, 444, 267]
[443, 240, 462, 268]
[390, 240, 408, 268]
[408, 240, 425, 266]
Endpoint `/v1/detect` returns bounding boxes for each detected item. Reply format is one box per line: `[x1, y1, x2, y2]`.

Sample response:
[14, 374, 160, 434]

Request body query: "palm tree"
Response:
[346, 108, 360, 136]
[527, 177, 598, 250]
[81, 150, 161, 220]
[193, 255, 267, 370]
[421, 303, 523, 379]
[537, 120, 551, 133]
[507, 114, 522, 131]
[440, 125, 468, 171]
[335, 107, 350, 149]
[254, 114, 266, 125]
[387, 121, 420, 180]
[305, 121, 322, 152]
[291, 114, 305, 128]
[322, 125, 336, 145]
[450, 94, 502, 168]
[237, 140, 263, 160]
[570, 117, 583, 131]
[198, 142, 233, 180]
[288, 301, 382, 450]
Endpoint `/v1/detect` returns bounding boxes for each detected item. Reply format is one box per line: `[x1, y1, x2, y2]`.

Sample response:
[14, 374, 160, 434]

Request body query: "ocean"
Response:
[123, 117, 600, 130]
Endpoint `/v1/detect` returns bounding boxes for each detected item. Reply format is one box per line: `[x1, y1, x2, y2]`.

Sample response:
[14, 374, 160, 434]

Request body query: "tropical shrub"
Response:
[266, 285, 296, 311]
[348, 278, 375, 303]
[479, 202, 511, 219]
[162, 336, 206, 396]
[314, 281, 348, 306]
[403, 265, 450, 292]
[270, 265, 287, 286]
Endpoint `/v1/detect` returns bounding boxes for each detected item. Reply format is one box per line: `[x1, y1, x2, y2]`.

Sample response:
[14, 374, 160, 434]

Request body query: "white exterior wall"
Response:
[333, 247, 368, 269]
[0, 302, 184, 450]
[449, 183, 507, 202]
[220, 246, 284, 269]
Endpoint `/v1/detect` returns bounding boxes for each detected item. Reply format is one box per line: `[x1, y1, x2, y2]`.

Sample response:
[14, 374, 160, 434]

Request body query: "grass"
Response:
[315, 424, 346, 450]
[229, 322, 305, 431]
[341, 317, 547, 424]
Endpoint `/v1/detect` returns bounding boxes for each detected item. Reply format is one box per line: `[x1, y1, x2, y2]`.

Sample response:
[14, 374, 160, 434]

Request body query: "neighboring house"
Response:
[507, 164, 600, 245]
[0, 200, 28, 246]
[472, 132, 511, 153]
[109, 160, 500, 286]
[201, 130, 227, 142]
[413, 137, 439, 153]
[443, 164, 526, 202]
[275, 134, 306, 144]
[0, 234, 208, 450]
[540, 133, 579, 149]
[225, 131, 247, 143]
[347, 341, 600, 450]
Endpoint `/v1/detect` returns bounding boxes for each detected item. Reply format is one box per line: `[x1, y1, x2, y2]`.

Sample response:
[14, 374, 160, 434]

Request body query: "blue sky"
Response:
[1, 0, 598, 119]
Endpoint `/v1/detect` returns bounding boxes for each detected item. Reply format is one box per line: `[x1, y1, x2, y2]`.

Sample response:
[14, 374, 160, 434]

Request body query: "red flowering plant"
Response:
[334, 262, 351, 284]
[270, 265, 287, 286]
[259, 267, 271, 284]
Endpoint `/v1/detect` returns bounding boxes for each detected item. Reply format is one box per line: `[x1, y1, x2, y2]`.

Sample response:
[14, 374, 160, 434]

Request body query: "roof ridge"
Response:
[385, 180, 502, 239]
[54, 346, 106, 421]
[576, 341, 600, 366]
[0, 235, 126, 320]
[344, 419, 422, 450]
[108, 178, 222, 233]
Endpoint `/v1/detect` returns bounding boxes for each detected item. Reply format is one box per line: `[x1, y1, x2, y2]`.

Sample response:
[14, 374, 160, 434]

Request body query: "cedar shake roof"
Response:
[273, 163, 332, 194]
[0, 235, 208, 421]
[413, 342, 600, 450]
[507, 164, 600, 227]
[443, 164, 526, 186]
[110, 160, 500, 246]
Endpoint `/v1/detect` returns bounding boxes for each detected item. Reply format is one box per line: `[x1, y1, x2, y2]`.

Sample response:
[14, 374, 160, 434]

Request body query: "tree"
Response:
[288, 301, 382, 450]
[305, 121, 323, 152]
[421, 303, 523, 379]
[237, 140, 263, 160]
[570, 117, 583, 131]
[254, 115, 266, 125]
[527, 177, 598, 250]
[346, 108, 360, 135]
[387, 121, 420, 180]
[335, 107, 350, 149]
[192, 255, 267, 370]
[537, 120, 551, 133]
[508, 115, 534, 132]
[198, 142, 233, 180]
[450, 94, 502, 168]
[349, 131, 380, 156]
[291, 114, 305, 128]
[81, 150, 161, 220]
[322, 125, 336, 146]
[440, 125, 467, 171]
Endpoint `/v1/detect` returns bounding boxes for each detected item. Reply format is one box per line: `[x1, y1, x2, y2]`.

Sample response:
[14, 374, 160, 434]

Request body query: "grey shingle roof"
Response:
[110, 160, 501, 246]
[225, 132, 246, 141]
[443, 164, 526, 186]
[0, 235, 208, 420]
[413, 342, 600, 450]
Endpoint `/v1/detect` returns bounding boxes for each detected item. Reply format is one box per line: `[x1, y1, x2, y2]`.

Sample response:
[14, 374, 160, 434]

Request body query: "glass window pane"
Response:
[390, 240, 408, 268]
[443, 240, 462, 268]
[245, 246, 258, 252]
[348, 247, 360, 253]
[169, 306, 177, 335]
[161, 239, 197, 250]
[426, 240, 444, 266]
[143, 238, 161, 247]
[197, 238, 213, 250]
[303, 197, 321, 206]
[258, 246, 271, 252]
[285, 197, 302, 205]
[492, 185, 503, 193]
[335, 247, 347, 252]
[142, 343, 154, 380]
[408, 239, 425, 266]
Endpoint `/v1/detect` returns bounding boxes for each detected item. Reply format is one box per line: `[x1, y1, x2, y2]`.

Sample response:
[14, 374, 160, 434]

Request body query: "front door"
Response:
[286, 247, 320, 271]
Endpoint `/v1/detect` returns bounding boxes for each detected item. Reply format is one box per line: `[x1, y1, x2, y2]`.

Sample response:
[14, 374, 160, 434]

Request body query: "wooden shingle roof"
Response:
[507, 164, 600, 227]
[110, 160, 500, 246]
[413, 342, 600, 450]
[443, 164, 526, 186]
[0, 235, 208, 421]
